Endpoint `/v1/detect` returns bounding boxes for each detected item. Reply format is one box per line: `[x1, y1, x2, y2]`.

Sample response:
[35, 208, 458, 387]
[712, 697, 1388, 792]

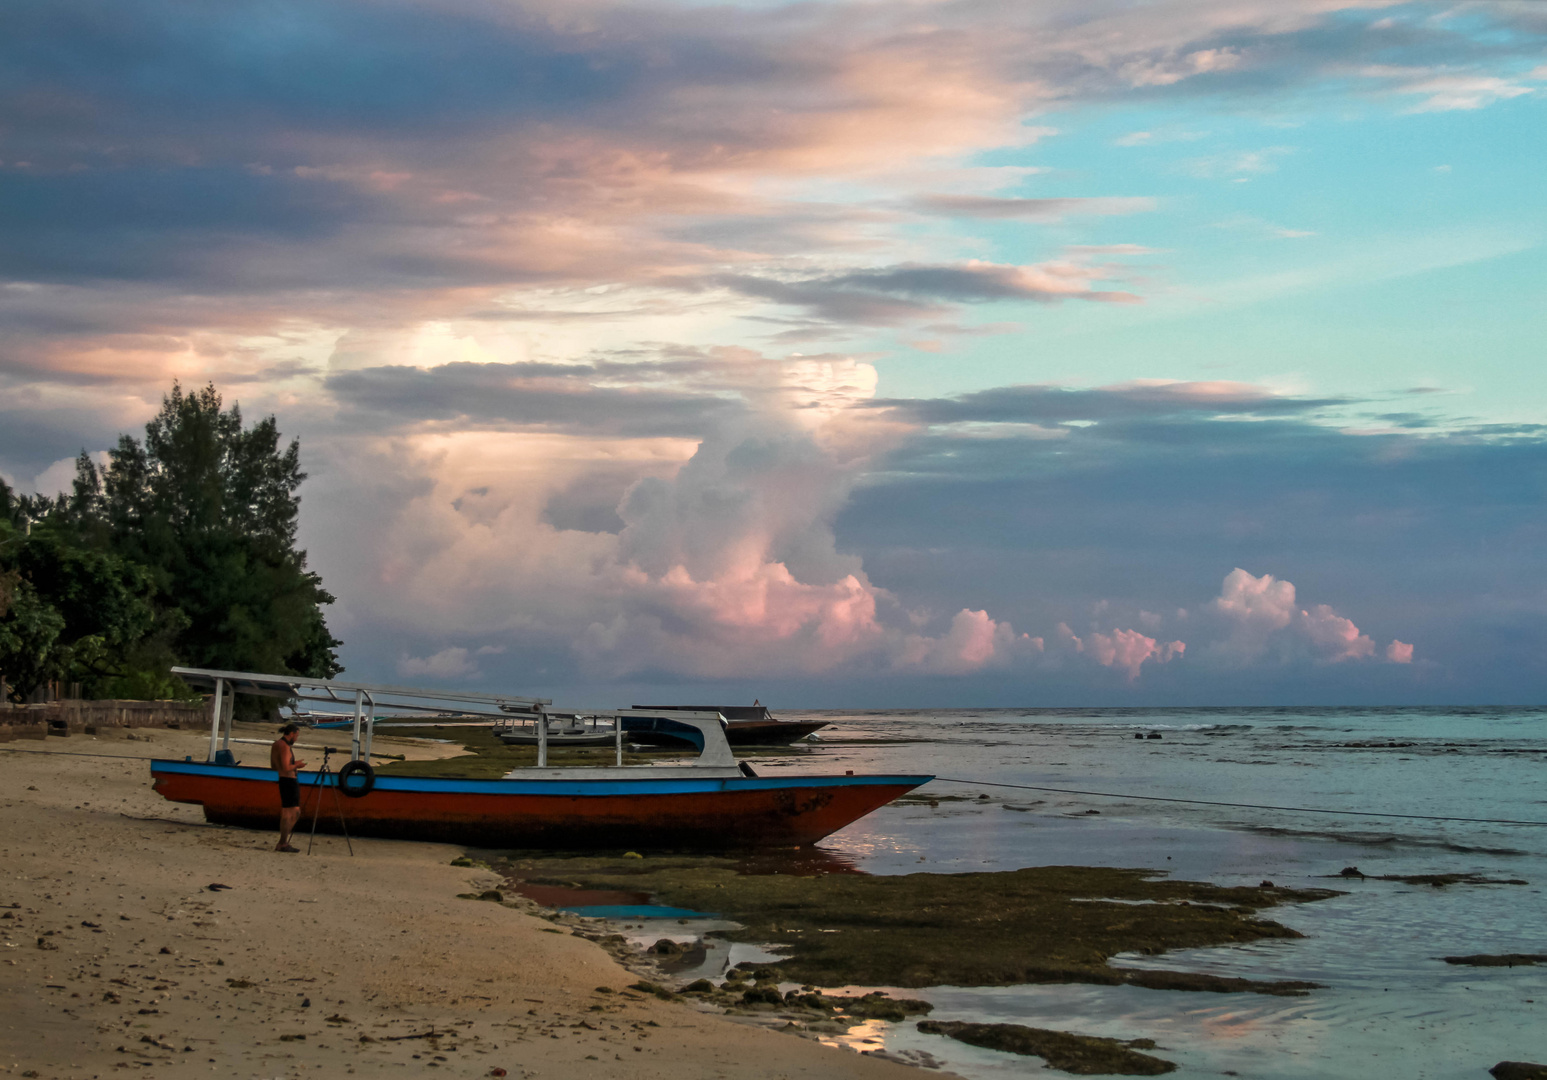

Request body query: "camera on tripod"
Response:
[298, 743, 359, 857]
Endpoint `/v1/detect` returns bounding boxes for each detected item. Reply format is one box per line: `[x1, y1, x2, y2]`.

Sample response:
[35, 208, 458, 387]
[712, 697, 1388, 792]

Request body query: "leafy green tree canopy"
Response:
[3, 480, 166, 700]
[1, 383, 341, 702]
[78, 382, 342, 680]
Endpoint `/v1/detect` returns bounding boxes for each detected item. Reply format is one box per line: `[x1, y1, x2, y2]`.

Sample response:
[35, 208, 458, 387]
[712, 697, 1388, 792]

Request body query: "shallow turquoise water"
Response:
[761, 707, 1547, 1078]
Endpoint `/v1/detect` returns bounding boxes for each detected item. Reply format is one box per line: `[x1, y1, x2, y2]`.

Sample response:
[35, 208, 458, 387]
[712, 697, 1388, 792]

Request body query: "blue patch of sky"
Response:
[868, 90, 1546, 427]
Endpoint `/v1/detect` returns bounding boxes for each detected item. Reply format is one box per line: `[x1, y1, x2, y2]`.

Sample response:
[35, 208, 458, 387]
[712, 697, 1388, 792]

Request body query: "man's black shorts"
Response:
[277, 776, 301, 809]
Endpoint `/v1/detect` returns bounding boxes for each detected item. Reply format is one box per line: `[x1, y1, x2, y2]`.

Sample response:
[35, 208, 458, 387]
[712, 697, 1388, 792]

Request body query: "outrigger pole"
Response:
[171, 667, 554, 765]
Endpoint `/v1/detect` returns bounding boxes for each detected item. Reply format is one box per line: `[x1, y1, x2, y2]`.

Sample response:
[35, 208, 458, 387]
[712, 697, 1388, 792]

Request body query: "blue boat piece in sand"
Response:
[561, 904, 715, 919]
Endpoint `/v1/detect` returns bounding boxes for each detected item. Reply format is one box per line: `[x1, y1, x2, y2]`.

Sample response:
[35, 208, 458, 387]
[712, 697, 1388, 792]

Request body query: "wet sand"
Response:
[0, 728, 930, 1080]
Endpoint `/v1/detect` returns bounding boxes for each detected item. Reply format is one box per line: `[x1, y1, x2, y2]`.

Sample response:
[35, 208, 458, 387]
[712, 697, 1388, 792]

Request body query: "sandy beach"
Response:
[0, 726, 929, 1080]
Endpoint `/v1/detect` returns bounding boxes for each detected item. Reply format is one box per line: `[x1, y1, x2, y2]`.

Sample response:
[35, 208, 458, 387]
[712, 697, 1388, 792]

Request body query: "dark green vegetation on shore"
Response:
[918, 1020, 1176, 1076]
[1, 382, 339, 703]
[497, 854, 1338, 994]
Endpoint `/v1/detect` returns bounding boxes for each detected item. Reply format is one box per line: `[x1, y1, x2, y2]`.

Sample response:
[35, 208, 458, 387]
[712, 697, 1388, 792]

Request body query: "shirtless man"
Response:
[270, 723, 308, 853]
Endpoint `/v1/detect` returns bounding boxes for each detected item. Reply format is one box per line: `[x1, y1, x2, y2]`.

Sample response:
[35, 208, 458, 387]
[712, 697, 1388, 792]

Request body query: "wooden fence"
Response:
[0, 698, 210, 742]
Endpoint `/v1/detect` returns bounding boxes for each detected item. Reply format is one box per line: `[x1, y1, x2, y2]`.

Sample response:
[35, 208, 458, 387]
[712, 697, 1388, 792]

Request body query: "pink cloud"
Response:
[1058, 623, 1185, 680]
[1386, 639, 1414, 664]
[303, 351, 1048, 680]
[1300, 603, 1376, 662]
[575, 563, 889, 677]
[1209, 569, 1395, 665]
[896, 609, 1044, 675]
[1212, 567, 1298, 636]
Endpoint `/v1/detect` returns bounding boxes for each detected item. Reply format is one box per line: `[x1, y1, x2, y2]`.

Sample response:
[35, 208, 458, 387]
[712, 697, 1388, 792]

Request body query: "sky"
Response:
[2, 0, 1545, 706]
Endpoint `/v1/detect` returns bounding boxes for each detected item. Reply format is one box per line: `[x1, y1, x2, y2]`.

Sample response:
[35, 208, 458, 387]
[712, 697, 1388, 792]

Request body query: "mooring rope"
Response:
[930, 777, 1547, 827]
[7, 745, 1543, 827]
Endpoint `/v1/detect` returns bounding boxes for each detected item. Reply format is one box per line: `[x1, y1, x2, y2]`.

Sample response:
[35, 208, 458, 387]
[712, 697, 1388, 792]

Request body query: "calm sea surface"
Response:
[737, 707, 1547, 1078]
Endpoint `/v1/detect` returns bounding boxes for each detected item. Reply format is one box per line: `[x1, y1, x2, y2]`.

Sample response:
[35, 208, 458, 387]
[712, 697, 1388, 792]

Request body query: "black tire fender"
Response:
[337, 759, 375, 798]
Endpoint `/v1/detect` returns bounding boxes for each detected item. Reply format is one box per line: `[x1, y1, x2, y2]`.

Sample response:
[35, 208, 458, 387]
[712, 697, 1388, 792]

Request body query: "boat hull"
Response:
[621, 716, 829, 748]
[149, 761, 930, 849]
[720, 719, 828, 745]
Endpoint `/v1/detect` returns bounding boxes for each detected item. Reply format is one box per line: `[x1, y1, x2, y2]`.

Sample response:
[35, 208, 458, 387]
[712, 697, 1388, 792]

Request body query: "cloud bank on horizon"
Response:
[2, 0, 1544, 703]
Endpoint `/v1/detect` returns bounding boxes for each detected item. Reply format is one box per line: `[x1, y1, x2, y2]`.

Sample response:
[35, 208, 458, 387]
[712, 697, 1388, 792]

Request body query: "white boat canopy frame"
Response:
[172, 666, 552, 767]
[170, 666, 738, 772]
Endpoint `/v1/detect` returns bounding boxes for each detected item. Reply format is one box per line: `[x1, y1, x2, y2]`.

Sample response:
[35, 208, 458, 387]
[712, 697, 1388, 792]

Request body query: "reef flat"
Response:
[497, 855, 1339, 994]
[1444, 953, 1547, 967]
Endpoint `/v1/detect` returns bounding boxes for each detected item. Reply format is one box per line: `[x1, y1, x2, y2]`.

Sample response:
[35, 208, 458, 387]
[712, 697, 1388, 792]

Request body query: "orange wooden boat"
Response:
[149, 761, 922, 847]
[153, 667, 930, 849]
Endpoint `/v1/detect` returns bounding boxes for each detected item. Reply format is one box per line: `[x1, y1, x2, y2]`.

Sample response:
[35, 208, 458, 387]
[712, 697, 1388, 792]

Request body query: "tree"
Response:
[0, 516, 65, 699]
[0, 383, 342, 702]
[74, 382, 342, 682]
[2, 476, 183, 701]
[1, 482, 63, 698]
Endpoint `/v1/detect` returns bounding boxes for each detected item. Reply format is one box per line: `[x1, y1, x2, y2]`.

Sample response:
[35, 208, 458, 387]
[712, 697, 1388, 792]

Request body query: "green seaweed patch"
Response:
[1380, 873, 1529, 886]
[496, 856, 1336, 993]
[918, 1020, 1175, 1076]
[628, 981, 678, 1000]
[1443, 953, 1547, 967]
[826, 991, 932, 1022]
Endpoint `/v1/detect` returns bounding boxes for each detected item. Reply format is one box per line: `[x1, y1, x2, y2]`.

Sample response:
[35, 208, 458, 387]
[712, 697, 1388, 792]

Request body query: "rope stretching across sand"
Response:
[931, 777, 1547, 827]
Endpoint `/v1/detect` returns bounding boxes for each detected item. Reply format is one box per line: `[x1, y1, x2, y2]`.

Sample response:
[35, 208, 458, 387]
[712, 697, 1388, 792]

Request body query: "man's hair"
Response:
[279, 723, 301, 735]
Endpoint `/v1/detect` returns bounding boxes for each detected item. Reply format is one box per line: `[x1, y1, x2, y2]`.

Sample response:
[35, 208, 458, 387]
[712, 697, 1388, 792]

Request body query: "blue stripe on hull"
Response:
[149, 759, 933, 797]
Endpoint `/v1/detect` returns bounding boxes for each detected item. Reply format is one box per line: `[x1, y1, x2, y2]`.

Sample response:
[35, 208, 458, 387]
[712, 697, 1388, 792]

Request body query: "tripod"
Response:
[302, 746, 355, 856]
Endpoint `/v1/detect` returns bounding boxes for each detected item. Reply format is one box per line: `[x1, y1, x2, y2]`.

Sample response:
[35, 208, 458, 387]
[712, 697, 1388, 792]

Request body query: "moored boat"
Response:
[495, 712, 619, 748]
[150, 667, 930, 849]
[624, 704, 827, 747]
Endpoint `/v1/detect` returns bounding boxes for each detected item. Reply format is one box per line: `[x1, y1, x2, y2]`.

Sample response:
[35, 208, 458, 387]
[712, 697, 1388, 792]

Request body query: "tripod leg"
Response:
[307, 766, 328, 855]
[330, 775, 354, 857]
[295, 773, 320, 850]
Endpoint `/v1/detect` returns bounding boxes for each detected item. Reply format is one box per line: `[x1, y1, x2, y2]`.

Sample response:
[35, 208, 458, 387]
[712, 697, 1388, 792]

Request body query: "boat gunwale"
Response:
[149, 758, 934, 797]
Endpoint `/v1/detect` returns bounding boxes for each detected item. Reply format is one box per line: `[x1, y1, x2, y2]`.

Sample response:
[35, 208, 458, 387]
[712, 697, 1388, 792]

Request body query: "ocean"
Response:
[704, 707, 1547, 1078]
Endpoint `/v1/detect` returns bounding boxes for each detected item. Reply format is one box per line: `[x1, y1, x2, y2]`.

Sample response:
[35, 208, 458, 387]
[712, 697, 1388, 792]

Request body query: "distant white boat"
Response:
[496, 713, 618, 748]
